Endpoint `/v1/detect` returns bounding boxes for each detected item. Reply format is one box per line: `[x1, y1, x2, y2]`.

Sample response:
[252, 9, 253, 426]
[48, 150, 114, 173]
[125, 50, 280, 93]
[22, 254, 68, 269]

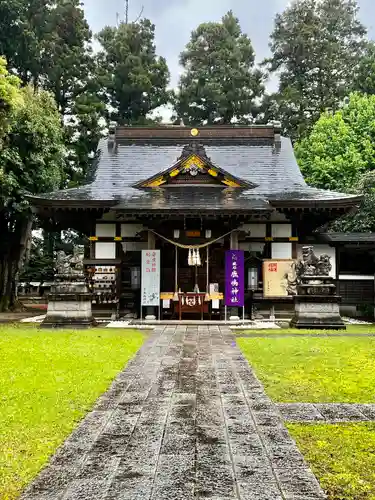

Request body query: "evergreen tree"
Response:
[354, 41, 375, 95]
[0, 77, 66, 311]
[264, 0, 366, 140]
[96, 19, 170, 125]
[174, 11, 264, 125]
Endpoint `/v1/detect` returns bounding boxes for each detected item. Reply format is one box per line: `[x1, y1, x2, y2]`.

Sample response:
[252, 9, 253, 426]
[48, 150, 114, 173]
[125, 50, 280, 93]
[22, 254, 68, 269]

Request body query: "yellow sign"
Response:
[191, 128, 199, 136]
[186, 231, 201, 237]
[263, 259, 297, 298]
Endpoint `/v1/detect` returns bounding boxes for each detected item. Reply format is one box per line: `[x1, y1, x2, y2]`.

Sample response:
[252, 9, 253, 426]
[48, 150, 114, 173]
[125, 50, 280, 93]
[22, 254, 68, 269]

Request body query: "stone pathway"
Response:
[21, 326, 326, 500]
[277, 403, 375, 423]
[236, 333, 375, 338]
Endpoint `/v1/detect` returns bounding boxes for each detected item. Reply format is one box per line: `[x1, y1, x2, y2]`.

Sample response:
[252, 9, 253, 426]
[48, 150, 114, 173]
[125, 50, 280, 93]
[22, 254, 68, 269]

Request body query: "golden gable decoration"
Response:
[135, 143, 256, 189]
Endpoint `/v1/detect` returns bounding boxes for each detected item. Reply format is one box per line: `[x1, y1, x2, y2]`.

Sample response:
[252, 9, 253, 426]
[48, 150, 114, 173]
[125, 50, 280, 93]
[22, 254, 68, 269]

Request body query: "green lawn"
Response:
[0, 326, 144, 499]
[236, 324, 375, 335]
[288, 423, 375, 500]
[237, 336, 375, 402]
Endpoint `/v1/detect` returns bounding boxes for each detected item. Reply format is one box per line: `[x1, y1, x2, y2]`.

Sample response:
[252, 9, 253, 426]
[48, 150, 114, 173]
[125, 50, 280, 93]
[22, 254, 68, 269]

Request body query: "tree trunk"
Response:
[0, 214, 33, 312]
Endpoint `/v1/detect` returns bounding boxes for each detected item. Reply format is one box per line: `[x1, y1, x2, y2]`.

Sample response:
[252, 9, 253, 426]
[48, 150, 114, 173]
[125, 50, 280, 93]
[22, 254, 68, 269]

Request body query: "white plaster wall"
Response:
[239, 242, 266, 253]
[271, 243, 292, 259]
[96, 224, 116, 237]
[297, 244, 336, 278]
[241, 224, 266, 238]
[122, 242, 148, 252]
[272, 224, 292, 238]
[95, 242, 116, 259]
[121, 224, 144, 238]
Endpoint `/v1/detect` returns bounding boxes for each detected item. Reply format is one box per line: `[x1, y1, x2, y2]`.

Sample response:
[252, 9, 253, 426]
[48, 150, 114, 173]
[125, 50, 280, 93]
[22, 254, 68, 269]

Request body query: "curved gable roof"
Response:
[28, 128, 361, 210]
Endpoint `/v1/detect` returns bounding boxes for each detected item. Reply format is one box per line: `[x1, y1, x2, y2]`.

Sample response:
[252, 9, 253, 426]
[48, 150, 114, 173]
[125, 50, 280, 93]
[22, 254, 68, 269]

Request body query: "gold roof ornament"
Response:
[191, 128, 199, 137]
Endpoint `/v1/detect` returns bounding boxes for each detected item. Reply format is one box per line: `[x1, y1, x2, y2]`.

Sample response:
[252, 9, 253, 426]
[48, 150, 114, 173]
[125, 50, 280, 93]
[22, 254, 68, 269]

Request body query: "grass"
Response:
[235, 324, 375, 335]
[0, 325, 144, 499]
[237, 336, 375, 402]
[288, 423, 375, 500]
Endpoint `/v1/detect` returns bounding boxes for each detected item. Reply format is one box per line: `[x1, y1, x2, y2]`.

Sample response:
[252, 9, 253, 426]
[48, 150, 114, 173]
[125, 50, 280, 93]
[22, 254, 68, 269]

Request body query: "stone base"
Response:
[42, 288, 95, 329]
[290, 295, 346, 330]
[40, 317, 96, 329]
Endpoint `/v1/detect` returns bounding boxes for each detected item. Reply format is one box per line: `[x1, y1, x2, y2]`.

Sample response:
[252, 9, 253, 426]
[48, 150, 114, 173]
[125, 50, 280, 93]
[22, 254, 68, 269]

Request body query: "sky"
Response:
[82, 0, 375, 119]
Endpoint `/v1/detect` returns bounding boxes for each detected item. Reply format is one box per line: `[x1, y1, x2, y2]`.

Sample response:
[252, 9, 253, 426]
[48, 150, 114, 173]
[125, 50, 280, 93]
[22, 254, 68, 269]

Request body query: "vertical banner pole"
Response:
[225, 305, 227, 323]
[206, 246, 209, 296]
[242, 306, 245, 325]
[175, 246, 178, 295]
[225, 250, 245, 320]
[141, 249, 160, 321]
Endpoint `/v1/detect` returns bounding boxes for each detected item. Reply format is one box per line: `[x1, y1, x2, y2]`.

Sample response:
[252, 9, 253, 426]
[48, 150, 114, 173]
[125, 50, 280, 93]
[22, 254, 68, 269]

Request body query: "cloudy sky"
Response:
[83, 0, 375, 88]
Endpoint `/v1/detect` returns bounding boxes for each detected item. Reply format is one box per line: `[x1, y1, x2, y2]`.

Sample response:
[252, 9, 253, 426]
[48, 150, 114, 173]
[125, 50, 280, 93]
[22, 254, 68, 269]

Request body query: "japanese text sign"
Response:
[225, 250, 244, 307]
[141, 250, 160, 306]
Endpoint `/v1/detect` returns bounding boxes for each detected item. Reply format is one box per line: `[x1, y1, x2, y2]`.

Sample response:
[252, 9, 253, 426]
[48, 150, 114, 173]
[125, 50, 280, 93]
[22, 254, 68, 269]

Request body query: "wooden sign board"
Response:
[263, 259, 297, 298]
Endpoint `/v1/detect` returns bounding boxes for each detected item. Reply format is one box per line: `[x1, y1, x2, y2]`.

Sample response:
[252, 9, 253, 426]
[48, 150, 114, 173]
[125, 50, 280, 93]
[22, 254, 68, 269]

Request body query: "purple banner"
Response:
[225, 250, 245, 307]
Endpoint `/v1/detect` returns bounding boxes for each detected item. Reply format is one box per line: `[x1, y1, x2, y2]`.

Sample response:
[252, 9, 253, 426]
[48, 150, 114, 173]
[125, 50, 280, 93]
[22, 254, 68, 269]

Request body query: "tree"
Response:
[96, 19, 170, 125]
[0, 0, 52, 86]
[295, 93, 375, 231]
[38, 0, 106, 182]
[0, 57, 22, 142]
[174, 11, 264, 125]
[264, 0, 366, 140]
[0, 82, 66, 311]
[354, 41, 375, 95]
[332, 171, 375, 232]
[0, 0, 105, 181]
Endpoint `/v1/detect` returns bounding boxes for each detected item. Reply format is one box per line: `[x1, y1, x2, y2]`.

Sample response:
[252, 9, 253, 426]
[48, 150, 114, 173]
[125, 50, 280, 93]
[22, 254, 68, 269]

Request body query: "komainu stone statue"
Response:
[290, 245, 345, 330]
[296, 246, 332, 278]
[55, 247, 84, 276]
[55, 251, 71, 275]
[43, 245, 94, 329]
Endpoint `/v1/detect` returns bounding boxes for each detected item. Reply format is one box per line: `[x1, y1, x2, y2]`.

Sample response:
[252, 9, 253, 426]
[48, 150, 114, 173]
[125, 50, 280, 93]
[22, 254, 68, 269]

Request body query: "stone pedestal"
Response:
[290, 275, 346, 330]
[290, 295, 345, 330]
[42, 274, 96, 329]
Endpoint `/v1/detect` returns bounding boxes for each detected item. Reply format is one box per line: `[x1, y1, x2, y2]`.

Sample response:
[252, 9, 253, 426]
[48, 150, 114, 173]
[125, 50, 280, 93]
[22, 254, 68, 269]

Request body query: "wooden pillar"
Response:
[148, 231, 156, 250]
[230, 230, 239, 250]
[291, 217, 299, 259]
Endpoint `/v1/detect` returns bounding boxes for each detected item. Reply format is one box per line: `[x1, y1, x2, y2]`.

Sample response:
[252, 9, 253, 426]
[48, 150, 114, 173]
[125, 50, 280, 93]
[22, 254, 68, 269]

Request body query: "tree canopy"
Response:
[296, 93, 375, 231]
[96, 19, 170, 125]
[174, 11, 264, 125]
[264, 0, 366, 139]
[0, 57, 22, 141]
[354, 41, 375, 95]
[0, 66, 66, 311]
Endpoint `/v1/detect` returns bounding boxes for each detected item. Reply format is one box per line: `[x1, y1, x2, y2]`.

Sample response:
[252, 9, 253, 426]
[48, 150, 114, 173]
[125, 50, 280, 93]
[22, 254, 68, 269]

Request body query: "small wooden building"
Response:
[317, 233, 375, 317]
[29, 124, 361, 320]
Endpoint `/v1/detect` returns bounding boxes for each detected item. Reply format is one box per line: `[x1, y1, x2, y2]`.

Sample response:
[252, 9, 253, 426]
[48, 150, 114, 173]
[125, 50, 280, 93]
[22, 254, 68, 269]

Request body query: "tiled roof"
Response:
[30, 132, 361, 209]
[320, 233, 375, 243]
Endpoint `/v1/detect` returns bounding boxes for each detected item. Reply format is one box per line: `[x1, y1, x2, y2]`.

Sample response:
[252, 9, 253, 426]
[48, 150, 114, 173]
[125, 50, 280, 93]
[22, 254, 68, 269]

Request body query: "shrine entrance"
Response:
[155, 232, 228, 320]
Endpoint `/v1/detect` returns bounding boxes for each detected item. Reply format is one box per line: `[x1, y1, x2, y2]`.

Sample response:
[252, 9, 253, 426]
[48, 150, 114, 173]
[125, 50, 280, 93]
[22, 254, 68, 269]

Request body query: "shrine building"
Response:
[29, 124, 362, 321]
